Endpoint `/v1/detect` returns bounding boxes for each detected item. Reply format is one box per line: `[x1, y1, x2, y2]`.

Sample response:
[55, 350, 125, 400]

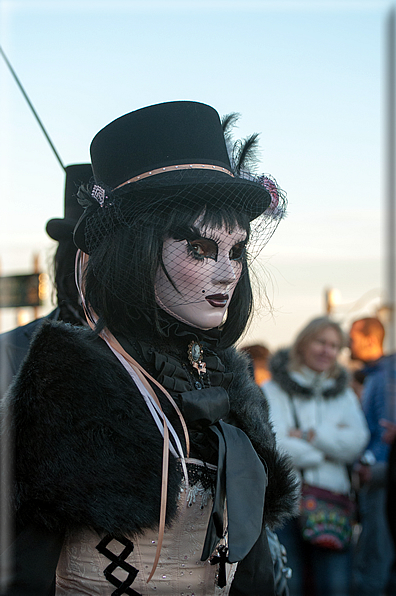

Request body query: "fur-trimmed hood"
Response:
[3, 321, 298, 539]
[269, 348, 349, 399]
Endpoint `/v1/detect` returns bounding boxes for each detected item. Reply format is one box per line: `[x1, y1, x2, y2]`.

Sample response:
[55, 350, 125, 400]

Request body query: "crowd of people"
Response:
[246, 316, 396, 596]
[0, 100, 395, 596]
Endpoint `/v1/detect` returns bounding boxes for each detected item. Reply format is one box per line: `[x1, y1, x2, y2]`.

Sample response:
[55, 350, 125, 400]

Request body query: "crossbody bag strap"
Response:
[287, 394, 300, 429]
[287, 395, 305, 482]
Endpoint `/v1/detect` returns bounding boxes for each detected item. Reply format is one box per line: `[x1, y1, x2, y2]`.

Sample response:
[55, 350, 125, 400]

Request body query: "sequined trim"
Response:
[178, 460, 216, 509]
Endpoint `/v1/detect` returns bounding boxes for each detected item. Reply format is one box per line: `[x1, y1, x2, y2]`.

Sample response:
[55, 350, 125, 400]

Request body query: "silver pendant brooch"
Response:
[187, 340, 207, 375]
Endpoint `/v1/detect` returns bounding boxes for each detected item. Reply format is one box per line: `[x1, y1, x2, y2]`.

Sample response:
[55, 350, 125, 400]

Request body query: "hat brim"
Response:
[73, 171, 272, 254]
[46, 218, 80, 241]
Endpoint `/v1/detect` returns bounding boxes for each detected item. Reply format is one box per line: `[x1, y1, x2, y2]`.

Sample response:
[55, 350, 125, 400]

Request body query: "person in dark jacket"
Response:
[0, 163, 92, 400]
[349, 318, 396, 596]
[384, 417, 396, 596]
[1, 101, 298, 595]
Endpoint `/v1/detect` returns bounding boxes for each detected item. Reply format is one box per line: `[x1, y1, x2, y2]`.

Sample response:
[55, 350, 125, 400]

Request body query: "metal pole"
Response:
[386, 9, 395, 355]
[386, 7, 396, 425]
[0, 45, 65, 171]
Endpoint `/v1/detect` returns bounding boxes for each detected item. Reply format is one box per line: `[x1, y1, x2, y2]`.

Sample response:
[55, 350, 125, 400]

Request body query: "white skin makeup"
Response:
[155, 223, 247, 330]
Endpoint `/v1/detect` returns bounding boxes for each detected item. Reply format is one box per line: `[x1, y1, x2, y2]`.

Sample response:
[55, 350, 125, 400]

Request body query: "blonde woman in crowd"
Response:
[262, 316, 369, 596]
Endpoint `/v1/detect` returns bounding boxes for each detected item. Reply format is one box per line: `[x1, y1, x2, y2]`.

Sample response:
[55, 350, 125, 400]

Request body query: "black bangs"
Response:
[163, 205, 251, 242]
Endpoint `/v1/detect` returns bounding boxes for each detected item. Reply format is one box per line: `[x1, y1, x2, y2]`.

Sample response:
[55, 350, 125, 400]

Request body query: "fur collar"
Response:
[4, 321, 298, 537]
[269, 349, 349, 399]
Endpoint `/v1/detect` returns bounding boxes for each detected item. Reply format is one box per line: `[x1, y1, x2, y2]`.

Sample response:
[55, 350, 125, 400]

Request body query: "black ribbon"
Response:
[179, 387, 267, 563]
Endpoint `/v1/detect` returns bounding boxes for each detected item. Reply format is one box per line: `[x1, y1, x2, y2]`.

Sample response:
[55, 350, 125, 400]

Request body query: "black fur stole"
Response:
[3, 321, 298, 537]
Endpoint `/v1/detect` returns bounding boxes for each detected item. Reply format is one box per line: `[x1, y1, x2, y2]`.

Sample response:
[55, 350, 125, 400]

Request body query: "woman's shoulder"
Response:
[5, 319, 182, 536]
[217, 343, 250, 369]
[218, 346, 270, 409]
[5, 319, 141, 420]
[14, 318, 101, 373]
[26, 317, 101, 359]
[8, 320, 103, 390]
[261, 378, 289, 401]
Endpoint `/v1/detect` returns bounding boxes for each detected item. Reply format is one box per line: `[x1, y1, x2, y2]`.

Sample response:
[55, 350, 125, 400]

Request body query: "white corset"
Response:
[56, 461, 236, 595]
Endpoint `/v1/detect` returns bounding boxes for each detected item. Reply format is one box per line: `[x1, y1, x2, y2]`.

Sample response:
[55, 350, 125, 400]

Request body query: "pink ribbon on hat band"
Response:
[113, 163, 234, 190]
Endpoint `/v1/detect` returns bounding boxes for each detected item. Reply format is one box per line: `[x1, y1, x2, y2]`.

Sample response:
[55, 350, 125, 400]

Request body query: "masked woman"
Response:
[2, 101, 298, 596]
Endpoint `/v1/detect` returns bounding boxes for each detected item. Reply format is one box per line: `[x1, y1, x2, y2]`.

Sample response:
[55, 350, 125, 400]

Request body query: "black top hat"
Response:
[73, 101, 272, 252]
[46, 164, 93, 241]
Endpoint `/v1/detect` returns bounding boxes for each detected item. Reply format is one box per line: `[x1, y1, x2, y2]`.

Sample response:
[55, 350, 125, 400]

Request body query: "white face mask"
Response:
[155, 223, 247, 330]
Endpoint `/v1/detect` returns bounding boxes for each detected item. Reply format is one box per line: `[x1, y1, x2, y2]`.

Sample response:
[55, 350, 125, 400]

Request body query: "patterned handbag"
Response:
[298, 484, 356, 551]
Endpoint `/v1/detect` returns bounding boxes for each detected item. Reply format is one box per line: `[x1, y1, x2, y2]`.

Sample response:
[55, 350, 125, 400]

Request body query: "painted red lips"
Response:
[205, 294, 229, 308]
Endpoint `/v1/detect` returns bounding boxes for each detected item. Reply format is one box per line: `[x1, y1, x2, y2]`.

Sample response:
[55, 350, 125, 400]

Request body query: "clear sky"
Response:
[0, 0, 393, 348]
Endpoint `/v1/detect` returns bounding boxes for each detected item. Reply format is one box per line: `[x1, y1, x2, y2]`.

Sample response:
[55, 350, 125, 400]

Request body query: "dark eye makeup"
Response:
[187, 238, 246, 262]
[229, 242, 246, 261]
[187, 238, 218, 261]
